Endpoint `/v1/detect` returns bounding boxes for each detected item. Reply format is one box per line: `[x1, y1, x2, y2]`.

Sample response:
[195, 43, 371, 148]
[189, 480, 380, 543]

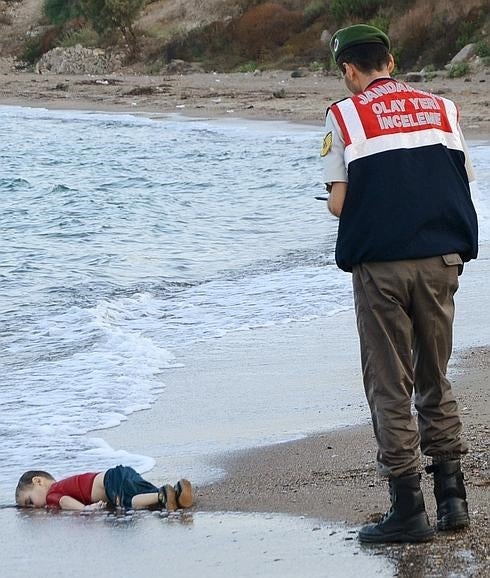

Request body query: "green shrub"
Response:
[329, 0, 389, 21]
[235, 61, 258, 73]
[21, 27, 59, 64]
[421, 64, 437, 80]
[475, 40, 490, 58]
[303, 0, 327, 26]
[58, 27, 99, 48]
[146, 60, 164, 75]
[80, 0, 147, 55]
[456, 20, 478, 51]
[21, 36, 44, 64]
[367, 15, 390, 33]
[448, 62, 470, 78]
[44, 0, 81, 25]
[309, 60, 324, 71]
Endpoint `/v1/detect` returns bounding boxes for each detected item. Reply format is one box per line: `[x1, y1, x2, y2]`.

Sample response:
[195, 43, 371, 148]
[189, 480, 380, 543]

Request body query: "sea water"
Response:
[0, 105, 488, 502]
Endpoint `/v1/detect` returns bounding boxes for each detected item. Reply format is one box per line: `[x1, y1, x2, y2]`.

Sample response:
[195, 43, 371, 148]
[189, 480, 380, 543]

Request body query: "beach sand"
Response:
[0, 68, 489, 138]
[2, 68, 489, 576]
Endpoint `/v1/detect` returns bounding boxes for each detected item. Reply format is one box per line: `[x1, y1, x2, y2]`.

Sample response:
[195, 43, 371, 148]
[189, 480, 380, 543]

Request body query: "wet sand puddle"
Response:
[4, 508, 395, 578]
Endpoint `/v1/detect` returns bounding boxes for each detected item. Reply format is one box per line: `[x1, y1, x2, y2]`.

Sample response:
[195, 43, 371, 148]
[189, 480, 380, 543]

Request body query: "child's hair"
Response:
[15, 470, 55, 498]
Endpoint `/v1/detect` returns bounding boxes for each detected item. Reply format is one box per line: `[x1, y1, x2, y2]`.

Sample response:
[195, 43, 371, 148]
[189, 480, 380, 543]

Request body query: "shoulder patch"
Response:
[320, 131, 333, 157]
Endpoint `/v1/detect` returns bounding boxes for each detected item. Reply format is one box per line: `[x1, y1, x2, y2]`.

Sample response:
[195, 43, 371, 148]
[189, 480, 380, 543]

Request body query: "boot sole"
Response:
[175, 479, 193, 509]
[159, 484, 177, 512]
[359, 528, 435, 544]
[437, 514, 470, 531]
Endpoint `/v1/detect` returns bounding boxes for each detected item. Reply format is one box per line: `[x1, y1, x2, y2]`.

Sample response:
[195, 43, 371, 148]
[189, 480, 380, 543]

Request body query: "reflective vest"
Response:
[330, 78, 478, 272]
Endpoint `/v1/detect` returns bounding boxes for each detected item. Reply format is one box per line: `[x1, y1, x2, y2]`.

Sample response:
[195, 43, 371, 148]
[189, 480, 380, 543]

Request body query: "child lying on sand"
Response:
[15, 465, 193, 512]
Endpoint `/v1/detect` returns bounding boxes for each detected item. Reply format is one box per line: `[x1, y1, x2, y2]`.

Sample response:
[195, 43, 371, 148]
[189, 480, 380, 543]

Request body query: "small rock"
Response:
[320, 29, 332, 47]
[273, 88, 286, 98]
[291, 68, 308, 78]
[125, 86, 157, 96]
[449, 43, 477, 66]
[405, 72, 425, 82]
[166, 59, 190, 74]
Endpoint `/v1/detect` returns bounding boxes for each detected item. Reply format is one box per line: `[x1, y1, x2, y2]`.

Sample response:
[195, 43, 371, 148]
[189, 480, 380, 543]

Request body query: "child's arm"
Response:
[59, 496, 86, 510]
[59, 496, 106, 511]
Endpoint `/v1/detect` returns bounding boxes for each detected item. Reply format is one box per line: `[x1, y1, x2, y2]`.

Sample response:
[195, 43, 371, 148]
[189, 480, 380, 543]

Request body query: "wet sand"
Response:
[2, 509, 396, 578]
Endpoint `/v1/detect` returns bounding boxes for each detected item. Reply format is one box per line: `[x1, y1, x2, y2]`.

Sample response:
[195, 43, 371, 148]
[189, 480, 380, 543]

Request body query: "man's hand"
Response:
[328, 182, 348, 218]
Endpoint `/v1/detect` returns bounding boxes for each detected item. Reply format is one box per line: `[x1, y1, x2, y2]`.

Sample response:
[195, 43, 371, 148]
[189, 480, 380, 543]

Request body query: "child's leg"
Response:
[131, 492, 158, 509]
[131, 485, 176, 511]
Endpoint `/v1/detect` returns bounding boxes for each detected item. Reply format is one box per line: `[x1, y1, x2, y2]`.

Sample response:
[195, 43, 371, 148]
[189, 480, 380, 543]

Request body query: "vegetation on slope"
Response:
[4, 0, 489, 71]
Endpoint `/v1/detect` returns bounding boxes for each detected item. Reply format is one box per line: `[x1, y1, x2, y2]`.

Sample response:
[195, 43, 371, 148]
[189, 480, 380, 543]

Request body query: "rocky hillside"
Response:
[138, 0, 243, 33]
[0, 0, 488, 72]
[0, 0, 43, 52]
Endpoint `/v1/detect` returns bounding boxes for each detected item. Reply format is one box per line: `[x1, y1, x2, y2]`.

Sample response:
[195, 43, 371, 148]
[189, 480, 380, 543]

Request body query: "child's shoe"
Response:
[158, 484, 177, 512]
[174, 479, 193, 508]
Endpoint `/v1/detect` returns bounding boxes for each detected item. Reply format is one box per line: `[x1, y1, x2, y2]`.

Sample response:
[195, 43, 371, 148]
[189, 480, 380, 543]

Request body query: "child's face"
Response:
[16, 477, 50, 508]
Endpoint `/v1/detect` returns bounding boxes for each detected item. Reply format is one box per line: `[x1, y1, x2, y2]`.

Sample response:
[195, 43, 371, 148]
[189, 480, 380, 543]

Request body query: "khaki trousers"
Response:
[352, 255, 468, 478]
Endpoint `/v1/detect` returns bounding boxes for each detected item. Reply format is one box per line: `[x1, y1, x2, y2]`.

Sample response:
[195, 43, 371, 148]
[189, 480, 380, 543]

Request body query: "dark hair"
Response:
[15, 470, 55, 498]
[337, 43, 391, 74]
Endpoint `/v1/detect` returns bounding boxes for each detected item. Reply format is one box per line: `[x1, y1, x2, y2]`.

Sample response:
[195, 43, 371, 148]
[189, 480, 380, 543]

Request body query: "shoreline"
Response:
[198, 358, 489, 520]
[1, 69, 489, 138]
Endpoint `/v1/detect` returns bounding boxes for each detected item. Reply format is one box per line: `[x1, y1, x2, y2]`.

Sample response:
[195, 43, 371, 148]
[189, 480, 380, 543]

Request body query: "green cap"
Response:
[330, 24, 390, 62]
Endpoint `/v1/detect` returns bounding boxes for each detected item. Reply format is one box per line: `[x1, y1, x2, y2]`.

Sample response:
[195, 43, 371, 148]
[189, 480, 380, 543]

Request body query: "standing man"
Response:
[322, 24, 478, 543]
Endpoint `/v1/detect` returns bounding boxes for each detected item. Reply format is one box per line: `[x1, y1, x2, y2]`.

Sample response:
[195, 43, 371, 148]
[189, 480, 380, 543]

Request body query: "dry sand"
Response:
[0, 68, 489, 137]
[3, 67, 489, 576]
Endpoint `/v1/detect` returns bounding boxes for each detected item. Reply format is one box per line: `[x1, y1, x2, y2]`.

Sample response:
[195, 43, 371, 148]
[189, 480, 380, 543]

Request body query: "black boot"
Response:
[359, 473, 434, 543]
[425, 460, 470, 531]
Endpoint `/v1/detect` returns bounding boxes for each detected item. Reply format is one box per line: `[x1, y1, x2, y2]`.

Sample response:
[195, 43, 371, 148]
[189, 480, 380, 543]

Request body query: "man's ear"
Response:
[343, 62, 355, 80]
[32, 476, 42, 486]
[387, 54, 395, 74]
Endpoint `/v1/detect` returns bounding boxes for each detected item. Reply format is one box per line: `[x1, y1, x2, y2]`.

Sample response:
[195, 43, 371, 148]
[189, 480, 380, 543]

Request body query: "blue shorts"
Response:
[103, 465, 159, 509]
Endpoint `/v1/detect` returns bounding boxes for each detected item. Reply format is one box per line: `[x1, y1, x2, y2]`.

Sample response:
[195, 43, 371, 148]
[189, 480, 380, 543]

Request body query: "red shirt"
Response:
[46, 473, 98, 508]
